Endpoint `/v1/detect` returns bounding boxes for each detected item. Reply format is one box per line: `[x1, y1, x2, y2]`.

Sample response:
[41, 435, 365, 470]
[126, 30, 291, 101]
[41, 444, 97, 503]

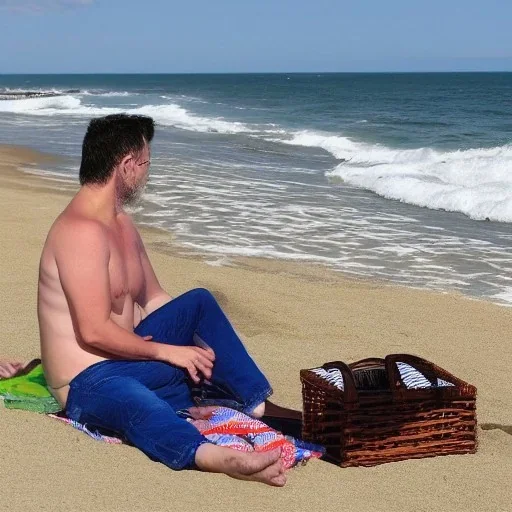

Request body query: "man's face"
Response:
[122, 144, 151, 207]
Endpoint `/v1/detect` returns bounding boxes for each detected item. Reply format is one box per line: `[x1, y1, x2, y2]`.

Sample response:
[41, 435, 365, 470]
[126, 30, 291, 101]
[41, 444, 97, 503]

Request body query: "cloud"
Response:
[0, 0, 95, 13]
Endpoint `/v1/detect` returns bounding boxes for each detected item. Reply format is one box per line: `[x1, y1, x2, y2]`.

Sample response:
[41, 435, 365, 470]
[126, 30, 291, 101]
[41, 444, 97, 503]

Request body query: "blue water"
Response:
[1, 73, 511, 303]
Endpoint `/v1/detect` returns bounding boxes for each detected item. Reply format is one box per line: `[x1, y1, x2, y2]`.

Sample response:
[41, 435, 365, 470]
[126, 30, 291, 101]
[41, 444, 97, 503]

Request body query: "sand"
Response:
[0, 144, 511, 512]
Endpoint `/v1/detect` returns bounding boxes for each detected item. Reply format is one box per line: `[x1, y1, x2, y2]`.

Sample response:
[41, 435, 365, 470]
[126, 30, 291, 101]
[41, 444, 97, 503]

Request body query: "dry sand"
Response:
[0, 144, 511, 512]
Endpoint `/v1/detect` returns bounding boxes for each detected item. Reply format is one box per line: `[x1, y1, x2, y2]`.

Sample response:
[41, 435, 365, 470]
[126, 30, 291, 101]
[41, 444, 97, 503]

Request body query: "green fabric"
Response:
[0, 363, 62, 413]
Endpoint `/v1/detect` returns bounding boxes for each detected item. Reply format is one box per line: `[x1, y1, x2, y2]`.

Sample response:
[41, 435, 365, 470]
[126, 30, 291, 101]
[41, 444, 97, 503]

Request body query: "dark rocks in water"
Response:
[0, 90, 79, 100]
[0, 91, 58, 100]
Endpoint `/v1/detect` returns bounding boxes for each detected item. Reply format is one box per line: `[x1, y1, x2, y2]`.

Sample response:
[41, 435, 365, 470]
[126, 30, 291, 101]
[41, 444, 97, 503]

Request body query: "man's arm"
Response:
[135, 230, 172, 314]
[54, 220, 214, 382]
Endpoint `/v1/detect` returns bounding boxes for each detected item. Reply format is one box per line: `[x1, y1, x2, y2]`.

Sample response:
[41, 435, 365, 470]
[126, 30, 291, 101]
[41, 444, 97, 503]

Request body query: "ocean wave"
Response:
[0, 95, 85, 113]
[0, 88, 81, 100]
[133, 103, 256, 133]
[5, 91, 512, 223]
[0, 87, 136, 98]
[281, 130, 512, 222]
[80, 90, 134, 97]
[160, 94, 209, 104]
[0, 94, 257, 134]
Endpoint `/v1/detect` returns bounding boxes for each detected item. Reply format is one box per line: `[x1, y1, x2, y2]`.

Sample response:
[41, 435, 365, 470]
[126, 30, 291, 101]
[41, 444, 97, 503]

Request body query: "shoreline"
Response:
[1, 144, 512, 511]
[1, 142, 503, 308]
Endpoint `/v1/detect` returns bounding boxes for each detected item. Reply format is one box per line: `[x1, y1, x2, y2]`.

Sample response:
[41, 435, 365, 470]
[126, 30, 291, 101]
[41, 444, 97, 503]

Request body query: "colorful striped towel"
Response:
[191, 407, 324, 468]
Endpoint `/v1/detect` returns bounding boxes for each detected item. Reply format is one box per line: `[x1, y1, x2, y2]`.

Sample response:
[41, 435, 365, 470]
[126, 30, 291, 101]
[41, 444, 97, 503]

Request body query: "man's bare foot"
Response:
[195, 444, 287, 487]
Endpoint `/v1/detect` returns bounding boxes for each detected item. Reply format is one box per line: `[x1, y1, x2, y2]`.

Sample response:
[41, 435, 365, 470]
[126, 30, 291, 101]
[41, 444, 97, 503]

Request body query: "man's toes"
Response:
[254, 460, 288, 486]
[269, 473, 287, 487]
[237, 448, 281, 475]
[251, 448, 281, 471]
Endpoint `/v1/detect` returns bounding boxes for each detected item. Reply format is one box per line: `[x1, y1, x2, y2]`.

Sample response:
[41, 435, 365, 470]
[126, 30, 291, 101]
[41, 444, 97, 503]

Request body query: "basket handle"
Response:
[348, 357, 385, 371]
[385, 353, 439, 393]
[320, 360, 359, 404]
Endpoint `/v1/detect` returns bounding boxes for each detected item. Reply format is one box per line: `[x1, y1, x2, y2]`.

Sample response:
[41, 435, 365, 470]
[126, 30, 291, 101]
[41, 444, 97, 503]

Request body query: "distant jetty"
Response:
[0, 89, 80, 100]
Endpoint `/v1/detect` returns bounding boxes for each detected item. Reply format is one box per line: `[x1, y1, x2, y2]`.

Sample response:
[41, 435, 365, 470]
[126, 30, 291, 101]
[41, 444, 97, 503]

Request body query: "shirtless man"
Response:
[38, 114, 286, 486]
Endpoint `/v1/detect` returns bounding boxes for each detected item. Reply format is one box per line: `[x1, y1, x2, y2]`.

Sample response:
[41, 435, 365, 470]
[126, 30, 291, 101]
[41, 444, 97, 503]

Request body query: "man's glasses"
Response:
[137, 160, 151, 167]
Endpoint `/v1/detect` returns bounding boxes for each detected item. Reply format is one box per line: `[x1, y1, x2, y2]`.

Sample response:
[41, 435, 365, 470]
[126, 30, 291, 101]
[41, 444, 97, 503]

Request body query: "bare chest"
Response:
[108, 228, 145, 315]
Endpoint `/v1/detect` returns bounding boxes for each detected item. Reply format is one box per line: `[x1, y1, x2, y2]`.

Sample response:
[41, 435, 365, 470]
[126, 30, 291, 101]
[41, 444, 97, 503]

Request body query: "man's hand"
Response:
[156, 345, 216, 383]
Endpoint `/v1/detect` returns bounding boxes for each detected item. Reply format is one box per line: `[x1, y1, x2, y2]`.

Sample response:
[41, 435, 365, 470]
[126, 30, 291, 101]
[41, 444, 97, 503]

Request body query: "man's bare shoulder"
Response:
[47, 210, 109, 254]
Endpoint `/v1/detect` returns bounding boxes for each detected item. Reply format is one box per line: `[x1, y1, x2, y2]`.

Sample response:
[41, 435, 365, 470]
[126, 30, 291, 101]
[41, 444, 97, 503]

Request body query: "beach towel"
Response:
[1, 363, 324, 467]
[191, 406, 324, 468]
[0, 361, 61, 413]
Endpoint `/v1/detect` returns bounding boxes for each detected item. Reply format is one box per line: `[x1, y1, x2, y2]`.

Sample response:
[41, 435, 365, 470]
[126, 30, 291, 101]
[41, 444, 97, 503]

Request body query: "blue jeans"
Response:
[65, 288, 273, 470]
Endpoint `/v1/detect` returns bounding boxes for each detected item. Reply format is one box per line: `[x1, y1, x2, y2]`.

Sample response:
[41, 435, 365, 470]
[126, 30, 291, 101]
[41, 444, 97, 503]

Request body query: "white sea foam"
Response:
[0, 87, 67, 96]
[0, 95, 86, 114]
[280, 130, 512, 223]
[491, 287, 512, 306]
[80, 90, 134, 97]
[0, 88, 135, 98]
[0, 94, 257, 134]
[132, 104, 255, 133]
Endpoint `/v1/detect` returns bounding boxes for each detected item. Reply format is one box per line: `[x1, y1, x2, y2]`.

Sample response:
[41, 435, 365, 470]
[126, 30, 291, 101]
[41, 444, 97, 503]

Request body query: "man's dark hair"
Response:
[79, 114, 155, 186]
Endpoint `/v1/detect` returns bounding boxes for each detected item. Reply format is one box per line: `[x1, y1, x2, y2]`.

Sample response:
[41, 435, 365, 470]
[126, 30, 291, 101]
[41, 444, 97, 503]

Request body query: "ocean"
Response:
[0, 73, 511, 304]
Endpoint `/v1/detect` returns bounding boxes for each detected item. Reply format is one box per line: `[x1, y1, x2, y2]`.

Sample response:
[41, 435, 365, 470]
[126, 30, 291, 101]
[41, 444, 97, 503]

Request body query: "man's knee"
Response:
[189, 287, 216, 305]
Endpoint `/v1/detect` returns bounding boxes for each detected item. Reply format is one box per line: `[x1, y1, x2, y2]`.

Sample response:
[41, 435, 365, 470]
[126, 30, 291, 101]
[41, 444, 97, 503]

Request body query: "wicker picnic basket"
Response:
[300, 354, 477, 467]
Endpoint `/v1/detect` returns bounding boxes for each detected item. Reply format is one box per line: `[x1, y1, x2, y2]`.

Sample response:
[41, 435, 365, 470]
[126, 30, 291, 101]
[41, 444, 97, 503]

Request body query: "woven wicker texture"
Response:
[300, 354, 477, 467]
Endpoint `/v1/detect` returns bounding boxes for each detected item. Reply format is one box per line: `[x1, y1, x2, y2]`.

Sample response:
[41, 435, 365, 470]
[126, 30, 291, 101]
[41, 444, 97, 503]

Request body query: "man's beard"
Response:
[121, 176, 148, 207]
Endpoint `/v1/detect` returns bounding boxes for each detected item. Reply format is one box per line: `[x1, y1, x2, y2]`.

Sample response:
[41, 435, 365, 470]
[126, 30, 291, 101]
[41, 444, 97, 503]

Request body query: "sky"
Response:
[0, 0, 511, 73]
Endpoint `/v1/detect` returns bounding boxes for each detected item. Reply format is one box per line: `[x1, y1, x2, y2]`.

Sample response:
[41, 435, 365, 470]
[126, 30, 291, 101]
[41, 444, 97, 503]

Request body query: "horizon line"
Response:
[1, 70, 512, 76]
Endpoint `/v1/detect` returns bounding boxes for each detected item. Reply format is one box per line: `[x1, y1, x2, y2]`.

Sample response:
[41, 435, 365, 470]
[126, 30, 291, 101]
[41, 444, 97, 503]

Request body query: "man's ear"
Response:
[119, 153, 134, 179]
